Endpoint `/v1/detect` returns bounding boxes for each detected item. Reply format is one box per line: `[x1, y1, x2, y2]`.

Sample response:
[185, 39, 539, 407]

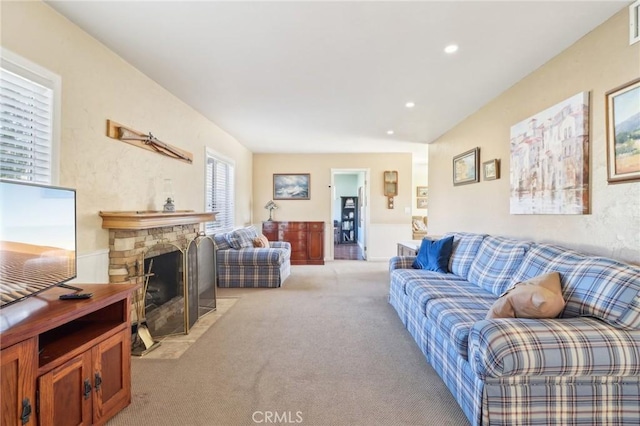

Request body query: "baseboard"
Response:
[366, 257, 393, 262]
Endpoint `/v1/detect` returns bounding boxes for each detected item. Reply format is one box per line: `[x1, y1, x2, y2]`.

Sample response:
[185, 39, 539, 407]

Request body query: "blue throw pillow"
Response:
[412, 236, 454, 273]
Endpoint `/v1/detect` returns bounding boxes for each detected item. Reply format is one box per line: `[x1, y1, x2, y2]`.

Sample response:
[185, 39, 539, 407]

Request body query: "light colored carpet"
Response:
[108, 261, 469, 426]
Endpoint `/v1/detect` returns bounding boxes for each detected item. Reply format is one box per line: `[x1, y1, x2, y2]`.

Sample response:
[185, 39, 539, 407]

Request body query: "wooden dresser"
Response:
[262, 221, 324, 265]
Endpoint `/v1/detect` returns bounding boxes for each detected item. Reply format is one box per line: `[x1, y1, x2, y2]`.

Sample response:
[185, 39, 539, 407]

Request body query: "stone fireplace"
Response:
[100, 211, 216, 340]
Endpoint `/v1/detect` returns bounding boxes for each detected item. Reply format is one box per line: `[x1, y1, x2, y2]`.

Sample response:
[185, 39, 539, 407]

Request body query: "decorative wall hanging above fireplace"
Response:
[106, 119, 193, 164]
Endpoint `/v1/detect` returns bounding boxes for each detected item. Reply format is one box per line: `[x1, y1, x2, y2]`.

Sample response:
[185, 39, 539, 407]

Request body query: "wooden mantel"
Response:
[99, 210, 215, 230]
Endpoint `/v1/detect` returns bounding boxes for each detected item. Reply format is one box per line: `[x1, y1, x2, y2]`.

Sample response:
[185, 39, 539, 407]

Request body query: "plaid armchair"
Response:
[214, 226, 291, 288]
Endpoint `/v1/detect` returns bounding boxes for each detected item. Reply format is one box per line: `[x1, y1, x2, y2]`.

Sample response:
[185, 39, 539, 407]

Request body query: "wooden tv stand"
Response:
[0, 283, 139, 426]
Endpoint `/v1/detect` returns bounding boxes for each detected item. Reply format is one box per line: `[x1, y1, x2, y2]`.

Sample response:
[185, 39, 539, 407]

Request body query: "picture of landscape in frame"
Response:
[606, 78, 640, 183]
[273, 174, 310, 200]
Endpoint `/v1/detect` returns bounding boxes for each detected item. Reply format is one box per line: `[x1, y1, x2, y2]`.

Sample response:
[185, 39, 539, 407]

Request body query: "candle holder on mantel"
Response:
[163, 197, 175, 212]
[163, 179, 176, 212]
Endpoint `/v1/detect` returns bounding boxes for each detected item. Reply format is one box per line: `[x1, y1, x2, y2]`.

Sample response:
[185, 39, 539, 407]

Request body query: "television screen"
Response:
[0, 179, 77, 307]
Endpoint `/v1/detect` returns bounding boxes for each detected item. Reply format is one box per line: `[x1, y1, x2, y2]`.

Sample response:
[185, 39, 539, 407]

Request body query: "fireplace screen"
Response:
[140, 235, 216, 340]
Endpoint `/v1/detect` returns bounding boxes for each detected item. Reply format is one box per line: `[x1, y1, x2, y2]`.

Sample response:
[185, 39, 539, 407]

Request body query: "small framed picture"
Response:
[416, 197, 428, 209]
[453, 147, 480, 186]
[416, 186, 428, 197]
[483, 159, 500, 181]
[606, 78, 640, 183]
[273, 173, 310, 200]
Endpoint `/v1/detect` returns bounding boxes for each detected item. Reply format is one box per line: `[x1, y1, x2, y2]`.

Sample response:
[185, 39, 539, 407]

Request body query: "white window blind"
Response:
[0, 59, 57, 184]
[205, 149, 235, 234]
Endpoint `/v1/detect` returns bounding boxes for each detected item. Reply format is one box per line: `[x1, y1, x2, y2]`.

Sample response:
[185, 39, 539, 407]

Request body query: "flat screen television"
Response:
[0, 179, 77, 307]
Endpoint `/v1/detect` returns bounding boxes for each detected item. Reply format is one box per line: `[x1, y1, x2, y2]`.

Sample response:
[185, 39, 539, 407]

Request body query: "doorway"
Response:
[331, 169, 369, 261]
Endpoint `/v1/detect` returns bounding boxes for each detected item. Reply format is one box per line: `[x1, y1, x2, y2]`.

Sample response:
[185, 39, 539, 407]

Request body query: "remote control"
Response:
[59, 293, 93, 300]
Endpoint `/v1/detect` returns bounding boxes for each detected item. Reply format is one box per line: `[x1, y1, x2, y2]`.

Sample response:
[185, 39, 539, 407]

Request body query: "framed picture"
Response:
[273, 173, 310, 200]
[510, 92, 589, 214]
[606, 78, 640, 183]
[453, 147, 480, 186]
[416, 186, 428, 197]
[416, 197, 428, 209]
[483, 159, 500, 181]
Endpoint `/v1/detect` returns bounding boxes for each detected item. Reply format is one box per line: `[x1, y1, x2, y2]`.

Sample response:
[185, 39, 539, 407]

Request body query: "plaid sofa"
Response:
[214, 226, 291, 288]
[389, 233, 640, 425]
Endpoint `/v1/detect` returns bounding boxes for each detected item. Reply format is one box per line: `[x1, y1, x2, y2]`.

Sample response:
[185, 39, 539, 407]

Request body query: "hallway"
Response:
[334, 243, 365, 260]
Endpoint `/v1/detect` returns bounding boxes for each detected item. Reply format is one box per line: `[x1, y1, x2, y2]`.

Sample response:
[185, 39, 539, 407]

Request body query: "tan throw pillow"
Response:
[253, 234, 270, 248]
[486, 272, 565, 319]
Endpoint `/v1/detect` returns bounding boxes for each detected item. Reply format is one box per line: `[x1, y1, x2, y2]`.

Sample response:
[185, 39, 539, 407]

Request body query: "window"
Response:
[0, 49, 61, 184]
[631, 0, 640, 45]
[205, 148, 235, 234]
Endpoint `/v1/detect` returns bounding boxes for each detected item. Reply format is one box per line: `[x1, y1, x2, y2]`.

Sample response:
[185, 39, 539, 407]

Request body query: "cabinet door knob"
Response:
[20, 398, 32, 425]
[83, 379, 92, 400]
[95, 372, 102, 392]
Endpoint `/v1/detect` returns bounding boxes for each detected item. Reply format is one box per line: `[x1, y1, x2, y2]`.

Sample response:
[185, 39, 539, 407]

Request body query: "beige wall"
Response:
[1, 2, 253, 260]
[253, 153, 414, 259]
[428, 8, 640, 264]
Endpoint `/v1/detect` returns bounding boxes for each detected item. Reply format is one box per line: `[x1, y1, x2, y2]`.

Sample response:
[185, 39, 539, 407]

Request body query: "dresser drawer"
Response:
[262, 222, 278, 240]
[290, 252, 308, 261]
[280, 222, 307, 231]
[262, 222, 278, 233]
[282, 231, 307, 241]
[308, 222, 324, 231]
[289, 240, 307, 251]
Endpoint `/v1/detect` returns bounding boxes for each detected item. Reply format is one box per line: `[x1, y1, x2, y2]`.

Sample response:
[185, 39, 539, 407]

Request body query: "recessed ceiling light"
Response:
[405, 101, 415, 108]
[387, 130, 394, 135]
[444, 44, 458, 54]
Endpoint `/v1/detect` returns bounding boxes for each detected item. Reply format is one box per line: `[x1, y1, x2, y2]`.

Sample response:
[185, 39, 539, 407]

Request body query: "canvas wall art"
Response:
[509, 92, 589, 214]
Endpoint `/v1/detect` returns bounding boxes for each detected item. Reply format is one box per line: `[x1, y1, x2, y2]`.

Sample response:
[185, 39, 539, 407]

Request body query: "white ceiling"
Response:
[46, 1, 626, 160]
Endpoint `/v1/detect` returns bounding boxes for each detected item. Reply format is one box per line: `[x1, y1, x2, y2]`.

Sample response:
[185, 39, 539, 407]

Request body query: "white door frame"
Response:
[330, 168, 370, 260]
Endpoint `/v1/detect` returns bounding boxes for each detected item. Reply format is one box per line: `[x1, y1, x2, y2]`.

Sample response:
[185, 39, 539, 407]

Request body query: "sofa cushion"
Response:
[405, 278, 496, 315]
[511, 243, 586, 283]
[445, 232, 486, 279]
[426, 297, 496, 360]
[508, 243, 640, 329]
[226, 226, 258, 249]
[412, 236, 454, 273]
[390, 269, 466, 295]
[213, 233, 232, 251]
[486, 272, 565, 319]
[467, 236, 530, 296]
[560, 257, 640, 330]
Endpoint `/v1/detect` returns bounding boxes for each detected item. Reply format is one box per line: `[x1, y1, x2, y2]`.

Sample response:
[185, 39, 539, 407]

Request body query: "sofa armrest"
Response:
[468, 317, 640, 379]
[217, 248, 286, 266]
[269, 241, 291, 251]
[389, 256, 416, 271]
